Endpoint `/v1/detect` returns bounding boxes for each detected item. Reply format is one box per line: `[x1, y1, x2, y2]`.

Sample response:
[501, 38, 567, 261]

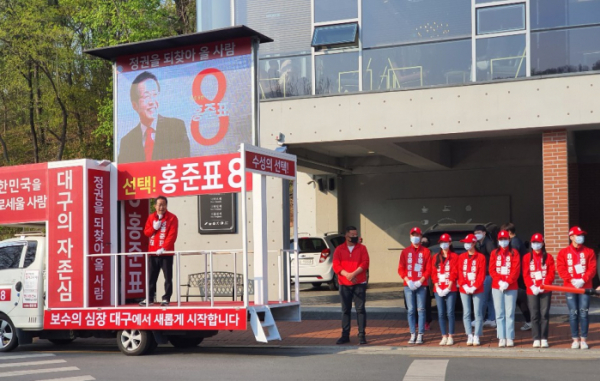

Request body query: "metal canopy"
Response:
[85, 25, 273, 61]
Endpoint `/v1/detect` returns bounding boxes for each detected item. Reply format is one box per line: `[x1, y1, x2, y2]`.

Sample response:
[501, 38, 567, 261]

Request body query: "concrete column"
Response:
[542, 130, 569, 307]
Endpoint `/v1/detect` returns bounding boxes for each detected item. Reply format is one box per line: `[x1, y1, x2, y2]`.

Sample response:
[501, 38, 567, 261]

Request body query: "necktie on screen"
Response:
[144, 127, 155, 161]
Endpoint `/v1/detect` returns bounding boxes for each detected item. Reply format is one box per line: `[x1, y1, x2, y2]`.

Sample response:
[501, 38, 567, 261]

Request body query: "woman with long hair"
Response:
[431, 233, 458, 346]
[457, 234, 486, 346]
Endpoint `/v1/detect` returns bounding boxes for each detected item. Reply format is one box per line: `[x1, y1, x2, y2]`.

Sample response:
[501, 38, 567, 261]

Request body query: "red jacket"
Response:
[144, 211, 179, 255]
[522, 251, 556, 295]
[457, 252, 486, 294]
[489, 248, 521, 290]
[430, 252, 458, 293]
[398, 245, 431, 283]
[557, 244, 597, 290]
[332, 242, 370, 286]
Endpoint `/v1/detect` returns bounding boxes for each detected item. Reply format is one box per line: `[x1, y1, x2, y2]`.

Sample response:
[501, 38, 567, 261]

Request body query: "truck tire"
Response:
[48, 338, 75, 346]
[169, 336, 203, 348]
[117, 329, 155, 356]
[0, 314, 18, 352]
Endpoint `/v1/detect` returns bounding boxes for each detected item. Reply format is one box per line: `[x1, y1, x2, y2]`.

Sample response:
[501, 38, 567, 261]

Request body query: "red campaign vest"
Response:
[435, 254, 453, 291]
[407, 250, 425, 280]
[462, 255, 478, 287]
[494, 249, 513, 282]
[566, 246, 587, 279]
[528, 252, 548, 287]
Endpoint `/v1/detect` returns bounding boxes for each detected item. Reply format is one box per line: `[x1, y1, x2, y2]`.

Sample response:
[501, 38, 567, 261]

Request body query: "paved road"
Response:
[5, 341, 600, 381]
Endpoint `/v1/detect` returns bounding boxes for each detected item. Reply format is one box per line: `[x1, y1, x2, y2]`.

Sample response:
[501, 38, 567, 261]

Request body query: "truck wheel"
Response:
[48, 339, 75, 346]
[117, 330, 154, 356]
[169, 337, 204, 348]
[0, 314, 18, 352]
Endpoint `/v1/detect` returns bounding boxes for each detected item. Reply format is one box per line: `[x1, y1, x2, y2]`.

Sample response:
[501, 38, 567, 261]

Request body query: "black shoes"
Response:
[336, 336, 350, 345]
[359, 335, 367, 345]
[139, 299, 155, 306]
[161, 300, 169, 306]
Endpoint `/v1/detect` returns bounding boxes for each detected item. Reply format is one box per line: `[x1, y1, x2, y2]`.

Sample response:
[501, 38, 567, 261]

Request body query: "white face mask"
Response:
[575, 235, 585, 245]
[440, 242, 450, 250]
[464, 243, 473, 251]
[475, 233, 485, 241]
[498, 239, 510, 248]
[531, 242, 543, 251]
[410, 236, 421, 245]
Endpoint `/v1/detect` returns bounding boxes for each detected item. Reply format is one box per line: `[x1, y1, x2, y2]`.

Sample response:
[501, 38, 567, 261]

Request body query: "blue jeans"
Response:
[460, 292, 483, 337]
[404, 286, 427, 334]
[434, 291, 457, 336]
[566, 293, 590, 339]
[482, 275, 496, 321]
[492, 289, 518, 340]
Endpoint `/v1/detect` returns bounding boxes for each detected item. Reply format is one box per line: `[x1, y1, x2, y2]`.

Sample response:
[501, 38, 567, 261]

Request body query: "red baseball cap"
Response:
[438, 233, 451, 243]
[569, 226, 587, 236]
[498, 230, 510, 240]
[410, 227, 422, 235]
[460, 234, 477, 243]
[531, 233, 544, 243]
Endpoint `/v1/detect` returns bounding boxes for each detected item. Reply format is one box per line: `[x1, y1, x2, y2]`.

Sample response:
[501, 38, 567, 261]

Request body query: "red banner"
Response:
[0, 286, 10, 302]
[246, 151, 296, 179]
[87, 169, 111, 307]
[117, 153, 251, 200]
[47, 166, 84, 308]
[0, 163, 48, 224]
[116, 38, 251, 73]
[122, 199, 149, 300]
[44, 308, 246, 330]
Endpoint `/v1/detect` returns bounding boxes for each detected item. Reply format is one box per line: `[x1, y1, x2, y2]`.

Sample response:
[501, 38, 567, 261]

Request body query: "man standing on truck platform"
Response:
[332, 226, 370, 345]
[140, 195, 179, 306]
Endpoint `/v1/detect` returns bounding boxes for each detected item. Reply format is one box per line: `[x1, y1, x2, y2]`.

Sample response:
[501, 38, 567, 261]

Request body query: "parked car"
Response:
[423, 222, 499, 255]
[289, 233, 345, 290]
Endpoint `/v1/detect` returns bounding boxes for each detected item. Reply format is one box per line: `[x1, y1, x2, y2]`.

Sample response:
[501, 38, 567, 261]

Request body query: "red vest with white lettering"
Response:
[143, 211, 179, 255]
[557, 245, 597, 289]
[430, 252, 458, 293]
[522, 251, 556, 295]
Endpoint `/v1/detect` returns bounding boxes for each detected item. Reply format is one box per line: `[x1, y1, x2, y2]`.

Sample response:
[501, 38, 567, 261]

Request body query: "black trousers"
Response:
[517, 288, 531, 322]
[527, 292, 552, 340]
[339, 284, 367, 337]
[148, 255, 173, 302]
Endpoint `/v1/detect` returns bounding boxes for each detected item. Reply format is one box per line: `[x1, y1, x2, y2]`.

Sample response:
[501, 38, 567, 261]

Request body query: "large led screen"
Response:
[115, 38, 253, 164]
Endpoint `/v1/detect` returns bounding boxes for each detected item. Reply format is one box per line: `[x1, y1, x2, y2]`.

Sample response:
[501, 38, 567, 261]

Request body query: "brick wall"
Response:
[542, 130, 569, 306]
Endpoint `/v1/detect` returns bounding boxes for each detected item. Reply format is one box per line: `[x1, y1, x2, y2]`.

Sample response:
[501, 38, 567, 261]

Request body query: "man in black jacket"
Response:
[474, 224, 496, 327]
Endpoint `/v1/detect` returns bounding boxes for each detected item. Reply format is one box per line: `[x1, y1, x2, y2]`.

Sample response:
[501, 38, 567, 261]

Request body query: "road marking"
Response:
[403, 360, 449, 381]
[0, 366, 79, 378]
[36, 376, 96, 381]
[0, 359, 66, 368]
[0, 353, 56, 360]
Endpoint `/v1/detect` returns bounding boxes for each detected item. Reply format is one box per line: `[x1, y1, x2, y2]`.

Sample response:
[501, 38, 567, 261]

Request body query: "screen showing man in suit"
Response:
[115, 39, 253, 164]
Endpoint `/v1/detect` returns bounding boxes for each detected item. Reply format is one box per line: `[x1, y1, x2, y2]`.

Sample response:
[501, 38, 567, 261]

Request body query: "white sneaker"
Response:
[498, 339, 506, 347]
[541, 340, 549, 348]
[446, 336, 454, 346]
[471, 320, 476, 327]
[484, 320, 497, 328]
[416, 334, 424, 344]
[521, 322, 532, 331]
[473, 336, 481, 346]
[533, 340, 541, 348]
[467, 334, 474, 346]
[571, 340, 580, 349]
[507, 339, 514, 347]
[580, 341, 589, 350]
[439, 337, 448, 346]
[408, 333, 416, 344]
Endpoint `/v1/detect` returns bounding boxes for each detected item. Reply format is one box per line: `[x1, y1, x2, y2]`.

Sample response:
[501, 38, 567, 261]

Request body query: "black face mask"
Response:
[350, 237, 359, 244]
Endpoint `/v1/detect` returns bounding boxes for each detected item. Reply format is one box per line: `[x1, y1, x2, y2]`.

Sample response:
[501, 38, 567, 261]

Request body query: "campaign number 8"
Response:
[0, 290, 5, 301]
[190, 68, 229, 146]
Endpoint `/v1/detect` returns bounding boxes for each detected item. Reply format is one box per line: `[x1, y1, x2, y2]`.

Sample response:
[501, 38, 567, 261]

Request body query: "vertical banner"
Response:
[87, 169, 111, 307]
[48, 166, 84, 308]
[122, 199, 149, 300]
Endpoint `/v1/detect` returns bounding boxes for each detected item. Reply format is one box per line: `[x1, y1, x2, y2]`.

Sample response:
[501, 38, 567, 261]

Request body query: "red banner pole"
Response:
[543, 284, 600, 296]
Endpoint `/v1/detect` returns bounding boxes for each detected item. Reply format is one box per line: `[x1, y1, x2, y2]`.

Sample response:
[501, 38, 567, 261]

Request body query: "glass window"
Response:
[362, 0, 471, 48]
[295, 238, 328, 253]
[23, 241, 38, 268]
[330, 236, 346, 248]
[315, 0, 357, 23]
[312, 23, 358, 48]
[476, 35, 526, 81]
[363, 39, 471, 91]
[477, 4, 525, 35]
[532, 26, 600, 75]
[315, 52, 359, 94]
[0, 243, 25, 270]
[259, 55, 312, 99]
[235, 0, 312, 56]
[476, 0, 505, 3]
[531, 0, 600, 30]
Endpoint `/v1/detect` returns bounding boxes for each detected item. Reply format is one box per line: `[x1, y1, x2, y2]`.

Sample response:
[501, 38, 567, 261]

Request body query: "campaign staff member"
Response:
[431, 233, 458, 346]
[140, 195, 179, 307]
[398, 227, 431, 344]
[557, 226, 597, 350]
[522, 233, 555, 348]
[489, 230, 521, 348]
[332, 226, 370, 345]
[457, 234, 486, 346]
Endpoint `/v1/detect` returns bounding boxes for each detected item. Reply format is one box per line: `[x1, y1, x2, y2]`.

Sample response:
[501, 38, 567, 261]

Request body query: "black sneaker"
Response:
[139, 299, 155, 306]
[359, 335, 367, 345]
[336, 336, 350, 345]
[160, 300, 169, 306]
